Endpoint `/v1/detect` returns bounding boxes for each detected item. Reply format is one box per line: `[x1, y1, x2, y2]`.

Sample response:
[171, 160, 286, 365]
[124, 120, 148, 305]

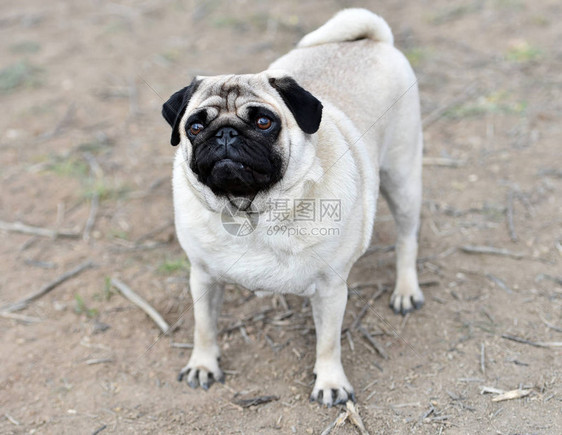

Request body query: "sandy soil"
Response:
[1, 0, 561, 433]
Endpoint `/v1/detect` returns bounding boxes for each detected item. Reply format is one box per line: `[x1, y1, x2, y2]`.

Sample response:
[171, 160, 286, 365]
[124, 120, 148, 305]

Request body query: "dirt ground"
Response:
[1, 0, 561, 433]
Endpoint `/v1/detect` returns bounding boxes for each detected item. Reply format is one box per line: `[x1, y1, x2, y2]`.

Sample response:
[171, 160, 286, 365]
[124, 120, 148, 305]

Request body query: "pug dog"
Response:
[162, 8, 424, 406]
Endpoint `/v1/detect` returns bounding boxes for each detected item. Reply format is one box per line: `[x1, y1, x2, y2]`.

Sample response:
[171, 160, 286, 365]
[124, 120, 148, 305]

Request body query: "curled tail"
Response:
[297, 8, 394, 48]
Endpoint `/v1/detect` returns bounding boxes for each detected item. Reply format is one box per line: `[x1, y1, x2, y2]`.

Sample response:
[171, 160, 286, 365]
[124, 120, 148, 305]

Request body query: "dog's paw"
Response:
[309, 368, 355, 407]
[390, 282, 424, 316]
[310, 385, 356, 407]
[178, 351, 224, 390]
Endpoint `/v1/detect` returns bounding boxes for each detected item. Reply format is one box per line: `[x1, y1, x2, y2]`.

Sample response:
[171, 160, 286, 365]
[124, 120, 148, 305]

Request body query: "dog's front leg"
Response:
[309, 280, 355, 406]
[178, 265, 225, 390]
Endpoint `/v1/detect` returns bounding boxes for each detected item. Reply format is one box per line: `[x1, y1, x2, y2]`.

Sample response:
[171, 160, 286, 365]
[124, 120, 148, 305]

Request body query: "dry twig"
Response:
[501, 334, 562, 348]
[1, 261, 94, 312]
[134, 220, 174, 245]
[362, 245, 394, 256]
[82, 152, 103, 178]
[486, 274, 513, 294]
[91, 425, 107, 435]
[232, 395, 279, 408]
[535, 274, 562, 286]
[358, 325, 389, 360]
[422, 157, 466, 167]
[506, 189, 518, 242]
[38, 103, 76, 141]
[0, 220, 80, 239]
[239, 325, 252, 343]
[82, 152, 103, 241]
[128, 74, 139, 117]
[170, 342, 194, 349]
[0, 312, 41, 322]
[83, 192, 99, 241]
[111, 278, 170, 334]
[540, 317, 562, 333]
[351, 285, 385, 330]
[422, 83, 478, 128]
[460, 245, 524, 259]
[459, 377, 484, 383]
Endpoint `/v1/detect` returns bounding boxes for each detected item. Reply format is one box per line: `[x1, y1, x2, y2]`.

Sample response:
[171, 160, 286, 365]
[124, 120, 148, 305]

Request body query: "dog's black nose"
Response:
[215, 127, 239, 147]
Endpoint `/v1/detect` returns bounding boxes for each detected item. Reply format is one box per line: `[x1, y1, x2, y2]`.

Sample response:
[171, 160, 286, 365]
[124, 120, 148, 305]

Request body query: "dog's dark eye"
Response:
[256, 116, 272, 130]
[189, 122, 204, 136]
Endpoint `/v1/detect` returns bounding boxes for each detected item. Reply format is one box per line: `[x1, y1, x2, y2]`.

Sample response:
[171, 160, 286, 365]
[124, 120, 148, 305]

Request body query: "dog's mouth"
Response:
[208, 158, 272, 197]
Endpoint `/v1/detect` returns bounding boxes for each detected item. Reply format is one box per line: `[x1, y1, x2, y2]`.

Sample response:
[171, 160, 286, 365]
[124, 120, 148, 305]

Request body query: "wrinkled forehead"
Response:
[189, 74, 279, 114]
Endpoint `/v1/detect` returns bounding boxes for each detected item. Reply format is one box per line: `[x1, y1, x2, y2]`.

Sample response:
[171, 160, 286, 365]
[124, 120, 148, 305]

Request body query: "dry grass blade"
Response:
[491, 389, 531, 402]
[111, 278, 170, 334]
[4, 413, 20, 426]
[0, 261, 94, 312]
[346, 330, 355, 352]
[480, 386, 505, 395]
[321, 411, 348, 435]
[346, 401, 370, 435]
[85, 358, 113, 365]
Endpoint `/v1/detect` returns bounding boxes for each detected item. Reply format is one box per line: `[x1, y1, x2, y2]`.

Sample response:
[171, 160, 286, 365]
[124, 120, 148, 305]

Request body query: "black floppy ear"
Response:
[269, 76, 323, 134]
[162, 79, 200, 146]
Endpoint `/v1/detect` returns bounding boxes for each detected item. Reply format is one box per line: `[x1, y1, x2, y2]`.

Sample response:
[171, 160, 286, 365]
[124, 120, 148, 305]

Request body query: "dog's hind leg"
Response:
[380, 131, 424, 315]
